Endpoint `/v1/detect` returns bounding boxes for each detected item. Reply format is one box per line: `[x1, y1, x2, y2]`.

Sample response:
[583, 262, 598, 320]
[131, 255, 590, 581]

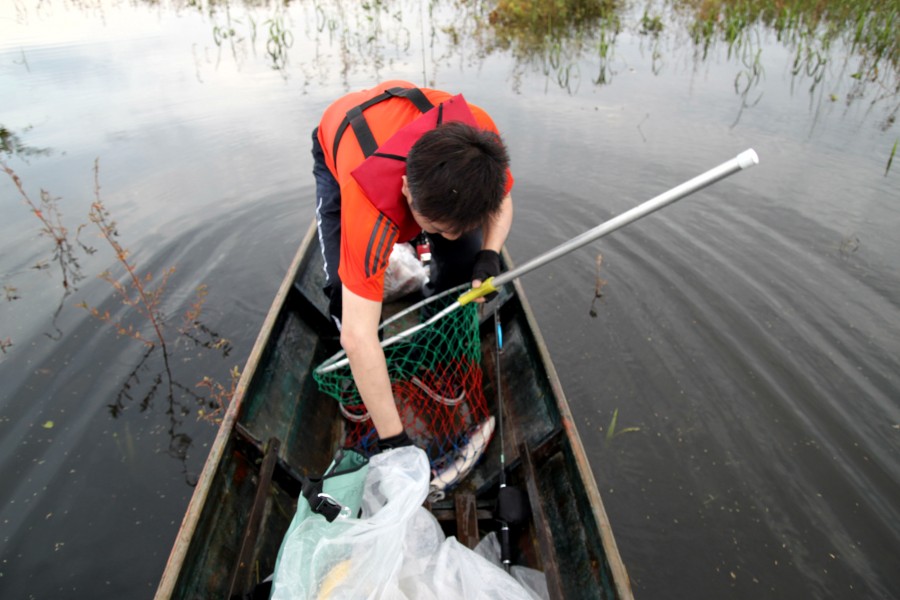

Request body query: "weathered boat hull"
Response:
[155, 221, 633, 599]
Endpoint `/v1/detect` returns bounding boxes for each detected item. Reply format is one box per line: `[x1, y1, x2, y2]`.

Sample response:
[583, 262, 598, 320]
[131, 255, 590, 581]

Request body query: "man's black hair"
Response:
[405, 121, 509, 233]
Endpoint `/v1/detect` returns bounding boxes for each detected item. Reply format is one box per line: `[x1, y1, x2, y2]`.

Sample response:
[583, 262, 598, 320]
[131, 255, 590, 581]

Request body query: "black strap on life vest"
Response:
[332, 86, 435, 168]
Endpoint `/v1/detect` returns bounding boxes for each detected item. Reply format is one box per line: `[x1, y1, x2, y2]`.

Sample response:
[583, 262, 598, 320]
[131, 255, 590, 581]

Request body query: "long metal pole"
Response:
[316, 149, 760, 373]
[458, 148, 759, 304]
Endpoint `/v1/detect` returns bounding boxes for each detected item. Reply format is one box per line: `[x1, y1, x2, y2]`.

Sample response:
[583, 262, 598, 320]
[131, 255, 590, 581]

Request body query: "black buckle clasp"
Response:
[314, 492, 343, 522]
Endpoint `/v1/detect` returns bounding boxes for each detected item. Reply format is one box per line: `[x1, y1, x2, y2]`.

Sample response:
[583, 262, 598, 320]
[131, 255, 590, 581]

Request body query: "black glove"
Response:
[471, 249, 501, 300]
[377, 430, 414, 452]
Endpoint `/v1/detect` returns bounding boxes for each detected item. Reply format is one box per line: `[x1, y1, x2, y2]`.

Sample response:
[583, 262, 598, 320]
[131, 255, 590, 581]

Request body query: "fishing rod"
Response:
[494, 310, 511, 572]
[492, 308, 530, 572]
[459, 148, 759, 305]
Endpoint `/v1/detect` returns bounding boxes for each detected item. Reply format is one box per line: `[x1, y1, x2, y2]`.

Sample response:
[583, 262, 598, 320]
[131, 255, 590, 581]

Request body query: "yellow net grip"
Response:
[457, 277, 499, 305]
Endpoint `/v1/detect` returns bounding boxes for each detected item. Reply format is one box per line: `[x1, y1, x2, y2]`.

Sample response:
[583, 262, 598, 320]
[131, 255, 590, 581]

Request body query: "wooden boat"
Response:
[154, 221, 633, 599]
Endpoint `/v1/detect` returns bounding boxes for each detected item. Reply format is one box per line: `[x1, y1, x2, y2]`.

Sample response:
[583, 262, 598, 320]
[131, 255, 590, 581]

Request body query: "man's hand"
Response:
[471, 249, 501, 302]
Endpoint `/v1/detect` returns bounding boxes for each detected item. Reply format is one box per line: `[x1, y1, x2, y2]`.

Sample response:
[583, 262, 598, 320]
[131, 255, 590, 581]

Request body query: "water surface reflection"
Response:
[1, 0, 898, 598]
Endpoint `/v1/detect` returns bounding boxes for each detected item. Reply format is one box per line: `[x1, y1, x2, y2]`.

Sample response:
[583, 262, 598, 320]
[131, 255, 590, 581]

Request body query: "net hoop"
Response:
[315, 283, 468, 375]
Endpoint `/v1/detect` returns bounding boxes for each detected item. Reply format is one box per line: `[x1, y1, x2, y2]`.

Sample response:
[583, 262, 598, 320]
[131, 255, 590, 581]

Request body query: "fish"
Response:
[428, 416, 495, 501]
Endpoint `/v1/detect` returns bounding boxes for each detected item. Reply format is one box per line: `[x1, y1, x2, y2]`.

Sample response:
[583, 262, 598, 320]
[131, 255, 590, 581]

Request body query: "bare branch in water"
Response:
[589, 253, 608, 318]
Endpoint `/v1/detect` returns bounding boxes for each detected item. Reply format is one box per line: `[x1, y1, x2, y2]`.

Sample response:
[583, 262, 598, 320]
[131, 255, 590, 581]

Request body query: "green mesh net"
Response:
[313, 287, 491, 469]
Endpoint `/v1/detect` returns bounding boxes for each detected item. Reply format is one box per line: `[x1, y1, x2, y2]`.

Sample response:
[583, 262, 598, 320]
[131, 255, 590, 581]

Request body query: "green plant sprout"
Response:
[605, 408, 641, 445]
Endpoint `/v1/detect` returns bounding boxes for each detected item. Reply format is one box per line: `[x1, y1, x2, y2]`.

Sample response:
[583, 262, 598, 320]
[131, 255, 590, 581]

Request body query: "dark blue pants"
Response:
[311, 128, 482, 325]
[312, 128, 342, 293]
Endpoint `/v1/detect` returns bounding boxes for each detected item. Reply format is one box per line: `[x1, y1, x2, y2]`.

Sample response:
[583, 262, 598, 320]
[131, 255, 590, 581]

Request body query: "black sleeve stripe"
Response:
[365, 215, 399, 278]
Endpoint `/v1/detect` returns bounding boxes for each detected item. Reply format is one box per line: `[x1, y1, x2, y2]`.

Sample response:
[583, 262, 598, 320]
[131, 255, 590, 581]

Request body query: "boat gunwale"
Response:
[154, 221, 318, 600]
[506, 256, 633, 599]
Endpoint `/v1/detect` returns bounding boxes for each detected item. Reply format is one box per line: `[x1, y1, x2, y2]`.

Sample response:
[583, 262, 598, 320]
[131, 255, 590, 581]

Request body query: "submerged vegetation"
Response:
[888, 138, 898, 175]
[7, 0, 900, 101]
[1, 125, 50, 161]
[60, 0, 892, 124]
[675, 0, 899, 122]
[682, 0, 898, 70]
[488, 0, 617, 28]
[468, 0, 622, 90]
[2, 127, 240, 437]
[432, 0, 900, 123]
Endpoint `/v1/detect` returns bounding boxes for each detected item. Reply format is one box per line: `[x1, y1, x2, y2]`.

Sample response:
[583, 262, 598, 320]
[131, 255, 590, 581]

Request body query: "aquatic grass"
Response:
[676, 0, 900, 78]
[887, 138, 898, 175]
[82, 165, 238, 423]
[670, 0, 900, 123]
[594, 26, 617, 84]
[1, 125, 50, 161]
[265, 13, 294, 72]
[484, 0, 621, 91]
[605, 408, 641, 445]
[196, 365, 242, 424]
[732, 46, 765, 125]
[469, 0, 898, 101]
[82, 160, 172, 352]
[640, 9, 665, 36]
[181, 0, 900, 105]
[1, 136, 90, 298]
[489, 0, 617, 31]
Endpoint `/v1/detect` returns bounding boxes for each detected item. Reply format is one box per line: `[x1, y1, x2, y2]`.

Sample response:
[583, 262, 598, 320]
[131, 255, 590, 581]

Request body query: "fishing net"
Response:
[313, 286, 491, 474]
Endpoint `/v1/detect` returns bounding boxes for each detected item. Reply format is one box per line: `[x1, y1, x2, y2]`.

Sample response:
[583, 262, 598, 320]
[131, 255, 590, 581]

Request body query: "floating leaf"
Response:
[42, 420, 54, 429]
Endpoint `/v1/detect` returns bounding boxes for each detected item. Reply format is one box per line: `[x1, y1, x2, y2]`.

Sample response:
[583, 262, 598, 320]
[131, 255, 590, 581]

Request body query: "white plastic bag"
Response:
[382, 243, 429, 303]
[474, 532, 551, 600]
[270, 446, 547, 599]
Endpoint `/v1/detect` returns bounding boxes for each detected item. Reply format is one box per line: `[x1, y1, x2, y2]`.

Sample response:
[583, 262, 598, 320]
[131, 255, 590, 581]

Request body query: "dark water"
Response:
[2, 0, 898, 598]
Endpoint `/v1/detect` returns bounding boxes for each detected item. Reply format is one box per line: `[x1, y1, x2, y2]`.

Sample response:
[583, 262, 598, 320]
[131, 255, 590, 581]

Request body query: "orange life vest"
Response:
[317, 81, 512, 302]
[348, 94, 480, 242]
